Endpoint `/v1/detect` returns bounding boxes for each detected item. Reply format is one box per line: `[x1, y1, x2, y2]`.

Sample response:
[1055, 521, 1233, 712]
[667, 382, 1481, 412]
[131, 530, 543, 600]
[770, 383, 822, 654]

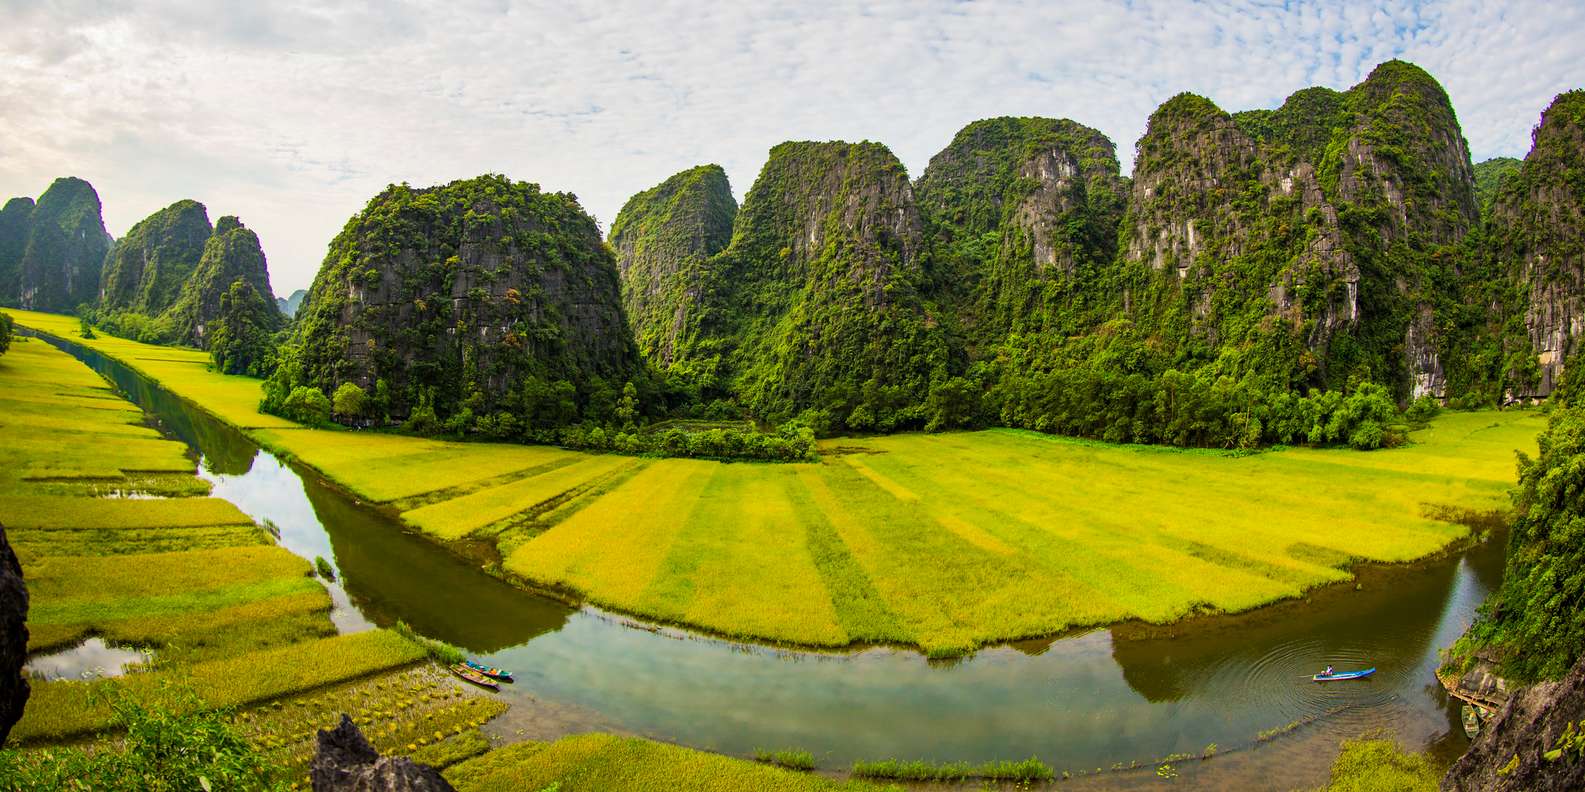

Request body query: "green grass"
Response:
[850, 757, 1053, 782]
[444, 733, 895, 792]
[12, 630, 427, 743]
[754, 748, 816, 771]
[1313, 737, 1437, 791]
[0, 495, 252, 530]
[5, 308, 1547, 654]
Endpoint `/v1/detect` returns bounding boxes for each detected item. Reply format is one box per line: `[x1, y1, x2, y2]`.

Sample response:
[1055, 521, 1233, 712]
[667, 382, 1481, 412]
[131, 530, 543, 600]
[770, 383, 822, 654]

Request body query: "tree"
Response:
[616, 381, 639, 431]
[208, 280, 277, 377]
[332, 382, 368, 421]
[281, 386, 332, 426]
[0, 312, 11, 357]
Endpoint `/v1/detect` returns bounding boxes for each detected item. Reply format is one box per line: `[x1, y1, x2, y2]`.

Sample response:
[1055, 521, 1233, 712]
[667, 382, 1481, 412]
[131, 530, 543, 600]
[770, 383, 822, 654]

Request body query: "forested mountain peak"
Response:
[914, 115, 1126, 345]
[163, 215, 281, 349]
[275, 174, 638, 433]
[608, 164, 736, 366]
[0, 197, 34, 306]
[14, 176, 111, 311]
[1487, 90, 1585, 396]
[99, 199, 213, 316]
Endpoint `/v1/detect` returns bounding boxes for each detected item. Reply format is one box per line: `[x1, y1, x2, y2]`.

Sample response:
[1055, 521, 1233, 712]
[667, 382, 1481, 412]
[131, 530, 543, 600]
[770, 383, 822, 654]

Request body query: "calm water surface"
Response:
[45, 334, 1500, 787]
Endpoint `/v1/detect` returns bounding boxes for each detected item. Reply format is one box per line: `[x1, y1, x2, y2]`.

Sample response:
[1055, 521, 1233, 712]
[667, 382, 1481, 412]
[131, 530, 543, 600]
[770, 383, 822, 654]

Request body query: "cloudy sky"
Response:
[1, 1, 1579, 295]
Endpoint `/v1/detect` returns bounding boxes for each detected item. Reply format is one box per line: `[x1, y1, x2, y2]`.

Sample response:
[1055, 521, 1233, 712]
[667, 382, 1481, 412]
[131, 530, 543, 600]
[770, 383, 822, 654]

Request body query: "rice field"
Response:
[443, 733, 894, 792]
[236, 664, 508, 782]
[4, 309, 1547, 655]
[0, 330, 457, 762]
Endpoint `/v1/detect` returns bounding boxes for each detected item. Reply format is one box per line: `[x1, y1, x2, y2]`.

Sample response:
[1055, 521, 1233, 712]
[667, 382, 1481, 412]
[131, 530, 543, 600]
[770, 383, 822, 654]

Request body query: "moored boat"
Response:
[450, 663, 500, 691]
[1462, 704, 1481, 738]
[464, 658, 513, 681]
[1313, 667, 1376, 682]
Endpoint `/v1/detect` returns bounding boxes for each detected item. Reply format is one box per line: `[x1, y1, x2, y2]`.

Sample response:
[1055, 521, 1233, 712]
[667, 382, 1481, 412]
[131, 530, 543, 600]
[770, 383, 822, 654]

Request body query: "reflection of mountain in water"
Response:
[303, 474, 571, 652]
[1109, 538, 1498, 718]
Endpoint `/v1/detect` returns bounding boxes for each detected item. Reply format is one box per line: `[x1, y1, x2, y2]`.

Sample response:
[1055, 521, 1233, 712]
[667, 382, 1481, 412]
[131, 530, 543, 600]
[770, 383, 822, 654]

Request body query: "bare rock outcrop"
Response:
[0, 525, 30, 746]
[1443, 652, 1585, 791]
[311, 714, 454, 792]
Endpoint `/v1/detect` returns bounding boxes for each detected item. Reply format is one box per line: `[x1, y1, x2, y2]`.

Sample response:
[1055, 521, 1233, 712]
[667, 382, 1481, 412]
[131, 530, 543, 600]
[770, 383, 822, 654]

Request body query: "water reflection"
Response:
[27, 637, 150, 681]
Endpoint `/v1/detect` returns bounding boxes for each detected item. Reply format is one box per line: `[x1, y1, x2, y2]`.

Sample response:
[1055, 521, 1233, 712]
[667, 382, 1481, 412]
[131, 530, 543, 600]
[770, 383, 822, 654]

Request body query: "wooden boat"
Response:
[1462, 704, 1481, 739]
[450, 663, 499, 691]
[1313, 667, 1376, 682]
[463, 658, 513, 682]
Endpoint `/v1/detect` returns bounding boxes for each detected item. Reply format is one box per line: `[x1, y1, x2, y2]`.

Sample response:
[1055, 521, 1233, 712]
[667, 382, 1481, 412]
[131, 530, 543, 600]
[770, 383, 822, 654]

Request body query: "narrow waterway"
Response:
[44, 334, 1499, 787]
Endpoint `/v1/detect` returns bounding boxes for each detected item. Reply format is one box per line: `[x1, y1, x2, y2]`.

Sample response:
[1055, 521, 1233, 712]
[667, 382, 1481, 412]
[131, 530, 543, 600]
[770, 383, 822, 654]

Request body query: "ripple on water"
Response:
[1200, 634, 1399, 735]
[26, 637, 152, 681]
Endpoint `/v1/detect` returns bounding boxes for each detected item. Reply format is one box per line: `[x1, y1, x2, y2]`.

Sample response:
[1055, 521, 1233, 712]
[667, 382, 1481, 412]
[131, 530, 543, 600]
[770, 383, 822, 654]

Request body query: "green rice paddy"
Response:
[0, 331, 439, 783]
[443, 733, 895, 792]
[4, 308, 1545, 656]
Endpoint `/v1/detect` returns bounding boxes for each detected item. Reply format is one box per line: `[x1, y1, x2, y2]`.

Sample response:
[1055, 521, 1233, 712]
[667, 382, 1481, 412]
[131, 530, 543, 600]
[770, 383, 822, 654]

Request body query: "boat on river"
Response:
[450, 663, 500, 691]
[463, 659, 513, 682]
[1313, 667, 1376, 682]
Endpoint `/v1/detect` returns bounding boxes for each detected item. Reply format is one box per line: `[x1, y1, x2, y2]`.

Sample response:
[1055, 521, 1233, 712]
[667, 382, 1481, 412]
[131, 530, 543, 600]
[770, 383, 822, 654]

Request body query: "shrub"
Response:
[313, 556, 336, 580]
[753, 748, 815, 771]
[281, 386, 332, 426]
[332, 382, 368, 421]
[0, 684, 283, 791]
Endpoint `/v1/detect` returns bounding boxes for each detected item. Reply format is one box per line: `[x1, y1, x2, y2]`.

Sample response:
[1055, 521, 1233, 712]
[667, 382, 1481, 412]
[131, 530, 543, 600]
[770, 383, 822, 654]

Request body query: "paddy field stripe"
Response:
[402, 454, 632, 540]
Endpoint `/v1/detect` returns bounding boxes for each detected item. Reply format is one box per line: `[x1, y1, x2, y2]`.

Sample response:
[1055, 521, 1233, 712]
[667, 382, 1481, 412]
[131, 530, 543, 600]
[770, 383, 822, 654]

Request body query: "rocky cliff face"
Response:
[1490, 91, 1585, 396]
[0, 198, 34, 307]
[609, 164, 736, 366]
[15, 177, 111, 312]
[291, 174, 637, 421]
[99, 199, 213, 316]
[311, 714, 453, 792]
[1443, 647, 1585, 791]
[683, 141, 947, 430]
[0, 526, 29, 747]
[163, 216, 281, 348]
[1112, 61, 1475, 396]
[914, 116, 1127, 344]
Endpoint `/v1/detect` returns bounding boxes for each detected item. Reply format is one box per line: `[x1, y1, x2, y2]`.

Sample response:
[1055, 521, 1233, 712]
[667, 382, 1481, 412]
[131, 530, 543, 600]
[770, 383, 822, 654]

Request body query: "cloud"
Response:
[0, 0, 1579, 294]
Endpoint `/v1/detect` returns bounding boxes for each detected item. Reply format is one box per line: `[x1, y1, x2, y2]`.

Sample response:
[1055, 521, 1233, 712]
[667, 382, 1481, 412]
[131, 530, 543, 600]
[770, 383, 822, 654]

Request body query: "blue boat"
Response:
[463, 659, 514, 682]
[1313, 667, 1375, 682]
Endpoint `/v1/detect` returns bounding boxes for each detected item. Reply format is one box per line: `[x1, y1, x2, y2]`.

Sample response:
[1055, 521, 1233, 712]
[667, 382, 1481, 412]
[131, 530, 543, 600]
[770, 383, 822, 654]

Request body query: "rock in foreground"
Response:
[311, 714, 454, 792]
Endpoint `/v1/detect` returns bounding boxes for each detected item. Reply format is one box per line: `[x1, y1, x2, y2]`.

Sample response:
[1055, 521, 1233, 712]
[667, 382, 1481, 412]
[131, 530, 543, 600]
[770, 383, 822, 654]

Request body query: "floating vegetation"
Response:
[850, 756, 1053, 782]
[754, 748, 816, 771]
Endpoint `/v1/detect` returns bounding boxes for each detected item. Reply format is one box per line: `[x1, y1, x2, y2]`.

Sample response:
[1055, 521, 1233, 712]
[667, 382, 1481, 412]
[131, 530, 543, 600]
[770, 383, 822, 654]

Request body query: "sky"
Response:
[1, 1, 1580, 296]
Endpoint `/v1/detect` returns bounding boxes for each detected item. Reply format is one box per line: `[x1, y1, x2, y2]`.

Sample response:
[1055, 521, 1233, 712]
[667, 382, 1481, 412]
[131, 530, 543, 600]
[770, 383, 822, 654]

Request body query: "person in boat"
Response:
[1324, 665, 1335, 676]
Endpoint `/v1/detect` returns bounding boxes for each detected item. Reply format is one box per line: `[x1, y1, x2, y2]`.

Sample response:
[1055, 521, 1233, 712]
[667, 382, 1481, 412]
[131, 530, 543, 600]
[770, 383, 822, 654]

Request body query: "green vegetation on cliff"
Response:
[638, 142, 951, 433]
[270, 174, 640, 439]
[12, 178, 111, 312]
[0, 197, 34, 306]
[914, 115, 1126, 347]
[1473, 157, 1524, 218]
[92, 214, 283, 356]
[1457, 401, 1585, 681]
[98, 200, 212, 316]
[609, 164, 736, 367]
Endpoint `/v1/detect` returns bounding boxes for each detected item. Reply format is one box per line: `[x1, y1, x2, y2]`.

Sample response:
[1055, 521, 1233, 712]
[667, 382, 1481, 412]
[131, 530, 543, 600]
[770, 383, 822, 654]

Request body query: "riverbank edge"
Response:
[11, 314, 1513, 661]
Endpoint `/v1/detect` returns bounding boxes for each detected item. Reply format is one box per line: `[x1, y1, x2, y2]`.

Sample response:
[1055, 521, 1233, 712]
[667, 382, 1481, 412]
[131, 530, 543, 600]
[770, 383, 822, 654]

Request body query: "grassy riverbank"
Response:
[0, 334, 498, 784]
[6, 309, 1545, 655]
